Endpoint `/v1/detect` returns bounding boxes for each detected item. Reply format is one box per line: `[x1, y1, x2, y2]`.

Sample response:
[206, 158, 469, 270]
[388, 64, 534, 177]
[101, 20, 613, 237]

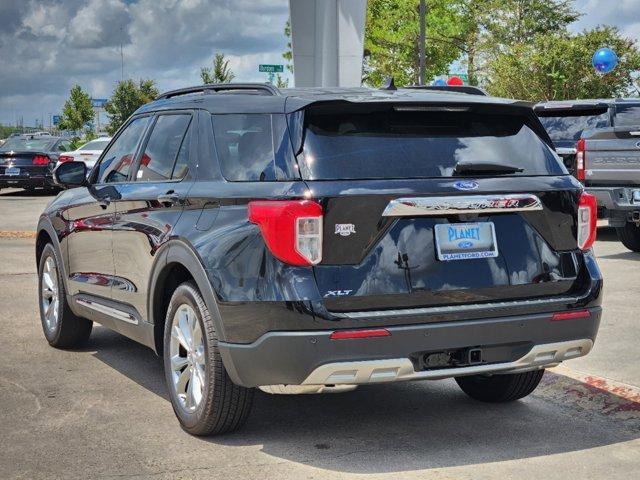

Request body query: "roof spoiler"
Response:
[405, 85, 488, 96]
[156, 83, 281, 100]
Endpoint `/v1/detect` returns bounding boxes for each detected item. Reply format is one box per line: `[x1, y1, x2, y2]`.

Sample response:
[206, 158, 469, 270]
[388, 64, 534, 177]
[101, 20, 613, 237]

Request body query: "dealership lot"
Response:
[0, 188, 638, 480]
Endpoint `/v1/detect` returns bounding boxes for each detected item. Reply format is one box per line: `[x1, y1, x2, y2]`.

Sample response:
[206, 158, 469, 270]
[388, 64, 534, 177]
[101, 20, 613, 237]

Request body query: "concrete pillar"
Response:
[289, 0, 367, 87]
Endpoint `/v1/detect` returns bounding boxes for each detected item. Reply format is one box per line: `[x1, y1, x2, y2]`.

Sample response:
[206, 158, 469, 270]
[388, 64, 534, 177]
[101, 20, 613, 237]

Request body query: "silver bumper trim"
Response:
[301, 339, 593, 385]
[331, 295, 580, 319]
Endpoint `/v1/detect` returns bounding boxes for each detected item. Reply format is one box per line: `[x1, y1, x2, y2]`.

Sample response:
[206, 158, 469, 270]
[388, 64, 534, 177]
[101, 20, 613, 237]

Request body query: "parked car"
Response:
[0, 134, 71, 191]
[58, 137, 112, 171]
[38, 83, 602, 436]
[535, 99, 640, 251]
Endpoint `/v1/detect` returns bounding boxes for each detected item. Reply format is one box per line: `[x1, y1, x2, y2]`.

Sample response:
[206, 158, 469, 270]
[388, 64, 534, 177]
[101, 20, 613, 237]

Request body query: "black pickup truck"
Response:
[535, 99, 640, 251]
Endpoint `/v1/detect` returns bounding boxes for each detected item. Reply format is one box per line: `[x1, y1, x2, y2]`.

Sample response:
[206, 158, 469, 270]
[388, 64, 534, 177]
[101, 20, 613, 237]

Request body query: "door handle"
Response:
[157, 191, 181, 206]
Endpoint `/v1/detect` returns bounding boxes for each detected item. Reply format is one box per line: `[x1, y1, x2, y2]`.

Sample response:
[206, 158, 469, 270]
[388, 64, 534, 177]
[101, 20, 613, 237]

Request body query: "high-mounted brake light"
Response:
[577, 192, 597, 250]
[32, 155, 50, 166]
[248, 200, 322, 266]
[330, 328, 391, 340]
[576, 138, 586, 181]
[58, 155, 74, 163]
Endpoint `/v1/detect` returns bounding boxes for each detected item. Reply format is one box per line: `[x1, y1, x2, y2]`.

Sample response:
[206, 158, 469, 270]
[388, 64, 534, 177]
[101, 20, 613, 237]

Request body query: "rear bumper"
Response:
[0, 171, 52, 189]
[219, 307, 602, 388]
[587, 186, 640, 225]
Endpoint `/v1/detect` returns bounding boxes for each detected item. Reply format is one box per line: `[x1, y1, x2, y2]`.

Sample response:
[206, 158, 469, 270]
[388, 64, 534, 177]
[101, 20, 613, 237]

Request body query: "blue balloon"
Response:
[432, 78, 447, 86]
[592, 47, 618, 74]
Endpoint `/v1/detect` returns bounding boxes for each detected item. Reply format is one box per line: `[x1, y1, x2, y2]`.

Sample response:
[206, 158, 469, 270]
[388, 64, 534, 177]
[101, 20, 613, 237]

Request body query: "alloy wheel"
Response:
[41, 256, 59, 332]
[169, 304, 206, 413]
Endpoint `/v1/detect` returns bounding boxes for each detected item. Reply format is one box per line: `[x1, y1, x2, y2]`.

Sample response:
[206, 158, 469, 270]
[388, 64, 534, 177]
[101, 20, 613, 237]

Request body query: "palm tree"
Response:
[200, 53, 235, 84]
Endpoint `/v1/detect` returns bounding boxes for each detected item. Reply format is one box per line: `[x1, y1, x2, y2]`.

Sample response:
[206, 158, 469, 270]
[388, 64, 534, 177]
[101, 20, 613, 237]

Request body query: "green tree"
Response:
[104, 78, 159, 135]
[274, 73, 289, 88]
[283, 19, 293, 74]
[200, 53, 235, 84]
[59, 84, 94, 134]
[364, 0, 463, 87]
[486, 26, 640, 100]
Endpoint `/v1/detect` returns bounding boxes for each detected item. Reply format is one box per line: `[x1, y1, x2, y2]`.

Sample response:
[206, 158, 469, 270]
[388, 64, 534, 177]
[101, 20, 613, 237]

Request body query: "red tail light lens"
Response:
[576, 138, 586, 181]
[577, 192, 597, 250]
[32, 155, 50, 166]
[58, 155, 74, 163]
[248, 200, 323, 266]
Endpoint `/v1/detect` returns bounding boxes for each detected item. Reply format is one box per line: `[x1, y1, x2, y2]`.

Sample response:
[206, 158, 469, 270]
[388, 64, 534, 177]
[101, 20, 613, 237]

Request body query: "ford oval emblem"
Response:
[458, 240, 474, 249]
[453, 180, 479, 191]
[635, 141, 640, 149]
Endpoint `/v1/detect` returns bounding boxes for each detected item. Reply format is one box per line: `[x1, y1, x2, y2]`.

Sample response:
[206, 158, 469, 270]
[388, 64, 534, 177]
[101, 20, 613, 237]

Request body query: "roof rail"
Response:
[156, 83, 281, 100]
[405, 85, 488, 96]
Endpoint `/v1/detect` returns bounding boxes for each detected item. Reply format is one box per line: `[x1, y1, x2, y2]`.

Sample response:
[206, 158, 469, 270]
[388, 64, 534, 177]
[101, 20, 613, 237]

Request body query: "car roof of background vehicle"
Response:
[138, 83, 533, 117]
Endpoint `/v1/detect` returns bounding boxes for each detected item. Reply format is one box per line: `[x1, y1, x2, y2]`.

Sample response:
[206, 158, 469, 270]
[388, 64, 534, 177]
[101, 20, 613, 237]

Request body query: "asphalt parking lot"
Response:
[0, 187, 638, 480]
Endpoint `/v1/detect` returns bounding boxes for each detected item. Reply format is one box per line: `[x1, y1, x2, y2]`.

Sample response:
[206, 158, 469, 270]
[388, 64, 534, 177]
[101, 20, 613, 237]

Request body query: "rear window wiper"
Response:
[453, 162, 524, 175]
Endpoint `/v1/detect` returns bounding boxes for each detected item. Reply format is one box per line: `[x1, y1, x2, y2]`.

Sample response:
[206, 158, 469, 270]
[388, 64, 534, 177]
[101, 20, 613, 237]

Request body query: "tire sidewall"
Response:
[163, 284, 212, 430]
[38, 243, 65, 345]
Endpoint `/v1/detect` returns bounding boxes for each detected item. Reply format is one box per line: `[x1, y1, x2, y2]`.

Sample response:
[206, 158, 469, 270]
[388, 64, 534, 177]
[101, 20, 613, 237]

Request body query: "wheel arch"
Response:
[148, 239, 228, 355]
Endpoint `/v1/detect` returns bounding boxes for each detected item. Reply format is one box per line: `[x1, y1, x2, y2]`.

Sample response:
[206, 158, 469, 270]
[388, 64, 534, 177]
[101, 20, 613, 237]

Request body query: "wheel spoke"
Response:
[174, 367, 190, 395]
[171, 325, 189, 350]
[178, 310, 193, 349]
[171, 354, 188, 371]
[192, 366, 203, 406]
[186, 369, 195, 409]
[42, 288, 54, 299]
[43, 272, 54, 290]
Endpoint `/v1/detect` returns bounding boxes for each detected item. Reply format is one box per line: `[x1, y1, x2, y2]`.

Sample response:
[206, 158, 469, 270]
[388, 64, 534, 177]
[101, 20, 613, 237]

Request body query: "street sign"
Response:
[259, 64, 283, 73]
[52, 115, 61, 126]
[91, 98, 108, 108]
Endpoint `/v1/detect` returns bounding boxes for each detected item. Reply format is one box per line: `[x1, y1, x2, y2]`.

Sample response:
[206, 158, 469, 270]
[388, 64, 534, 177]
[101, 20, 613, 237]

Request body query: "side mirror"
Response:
[54, 161, 87, 188]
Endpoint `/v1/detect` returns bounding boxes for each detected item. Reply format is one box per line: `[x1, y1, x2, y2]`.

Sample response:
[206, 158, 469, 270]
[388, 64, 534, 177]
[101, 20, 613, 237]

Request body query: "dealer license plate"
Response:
[434, 222, 498, 261]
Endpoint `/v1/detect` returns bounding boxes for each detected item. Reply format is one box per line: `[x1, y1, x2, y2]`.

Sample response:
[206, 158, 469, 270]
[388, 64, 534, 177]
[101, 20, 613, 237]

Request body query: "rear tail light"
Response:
[576, 138, 586, 181]
[577, 192, 597, 250]
[330, 328, 391, 340]
[32, 155, 50, 165]
[58, 155, 74, 163]
[248, 200, 323, 266]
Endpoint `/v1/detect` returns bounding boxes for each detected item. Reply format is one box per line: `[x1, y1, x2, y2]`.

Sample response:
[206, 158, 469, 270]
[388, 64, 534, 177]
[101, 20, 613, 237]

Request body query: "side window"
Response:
[96, 116, 150, 184]
[135, 114, 191, 182]
[172, 125, 191, 180]
[614, 104, 640, 127]
[212, 114, 275, 181]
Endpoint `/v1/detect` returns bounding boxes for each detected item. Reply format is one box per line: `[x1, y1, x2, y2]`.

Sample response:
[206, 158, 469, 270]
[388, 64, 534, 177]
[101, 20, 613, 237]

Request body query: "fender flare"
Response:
[147, 239, 228, 348]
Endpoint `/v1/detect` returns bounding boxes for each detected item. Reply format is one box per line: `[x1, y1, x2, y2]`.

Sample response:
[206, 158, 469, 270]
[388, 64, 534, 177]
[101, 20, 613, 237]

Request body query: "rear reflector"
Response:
[552, 310, 591, 321]
[577, 192, 597, 250]
[248, 200, 322, 266]
[330, 328, 391, 340]
[32, 155, 50, 166]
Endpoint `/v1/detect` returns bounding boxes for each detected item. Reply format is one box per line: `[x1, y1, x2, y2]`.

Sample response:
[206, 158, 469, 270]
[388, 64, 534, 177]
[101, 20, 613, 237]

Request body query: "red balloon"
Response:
[447, 76, 464, 86]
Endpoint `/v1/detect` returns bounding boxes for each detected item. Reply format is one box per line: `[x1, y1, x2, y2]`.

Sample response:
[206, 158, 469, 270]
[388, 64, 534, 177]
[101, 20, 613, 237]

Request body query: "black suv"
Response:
[37, 83, 603, 435]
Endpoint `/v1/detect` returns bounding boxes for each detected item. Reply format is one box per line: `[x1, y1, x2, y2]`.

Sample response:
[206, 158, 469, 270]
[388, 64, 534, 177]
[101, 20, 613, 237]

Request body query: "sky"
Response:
[0, 0, 638, 127]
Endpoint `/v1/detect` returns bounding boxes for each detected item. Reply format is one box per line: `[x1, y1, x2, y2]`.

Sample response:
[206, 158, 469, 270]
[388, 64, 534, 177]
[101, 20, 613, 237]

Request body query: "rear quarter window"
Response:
[211, 114, 298, 181]
[298, 105, 565, 180]
[614, 104, 640, 127]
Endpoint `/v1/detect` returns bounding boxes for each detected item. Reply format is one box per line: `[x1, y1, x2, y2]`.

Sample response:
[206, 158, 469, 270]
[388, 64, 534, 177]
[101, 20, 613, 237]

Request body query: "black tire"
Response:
[38, 243, 92, 348]
[616, 223, 640, 252]
[163, 281, 254, 436]
[455, 369, 545, 403]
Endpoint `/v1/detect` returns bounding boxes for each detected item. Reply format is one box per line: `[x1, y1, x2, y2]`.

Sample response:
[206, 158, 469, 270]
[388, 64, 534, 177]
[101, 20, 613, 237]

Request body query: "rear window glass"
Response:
[537, 110, 610, 141]
[614, 104, 640, 127]
[80, 139, 110, 151]
[299, 106, 565, 180]
[0, 136, 55, 152]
